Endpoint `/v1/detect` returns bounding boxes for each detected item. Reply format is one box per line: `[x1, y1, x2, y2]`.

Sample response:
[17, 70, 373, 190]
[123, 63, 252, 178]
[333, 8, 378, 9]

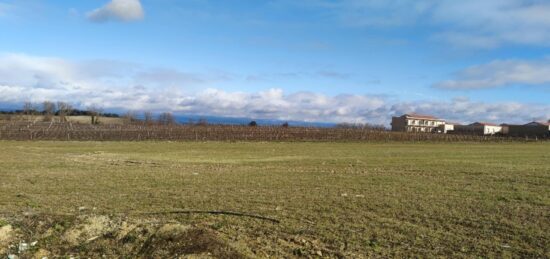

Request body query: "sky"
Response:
[0, 0, 549, 125]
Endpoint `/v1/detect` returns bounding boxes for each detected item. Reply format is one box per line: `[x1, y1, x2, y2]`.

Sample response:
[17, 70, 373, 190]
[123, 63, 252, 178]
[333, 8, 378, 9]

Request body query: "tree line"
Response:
[2, 101, 386, 129]
[11, 101, 119, 124]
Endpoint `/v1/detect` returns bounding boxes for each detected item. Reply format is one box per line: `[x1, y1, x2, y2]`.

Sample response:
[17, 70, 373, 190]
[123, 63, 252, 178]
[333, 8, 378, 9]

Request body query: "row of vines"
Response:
[0, 121, 538, 142]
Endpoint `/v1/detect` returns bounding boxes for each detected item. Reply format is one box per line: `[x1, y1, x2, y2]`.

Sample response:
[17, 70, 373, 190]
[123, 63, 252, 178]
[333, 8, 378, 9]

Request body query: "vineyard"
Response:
[0, 121, 531, 142]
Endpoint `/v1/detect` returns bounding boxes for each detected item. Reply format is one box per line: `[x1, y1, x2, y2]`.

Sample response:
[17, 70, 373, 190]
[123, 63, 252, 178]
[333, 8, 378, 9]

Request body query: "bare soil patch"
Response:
[0, 215, 245, 258]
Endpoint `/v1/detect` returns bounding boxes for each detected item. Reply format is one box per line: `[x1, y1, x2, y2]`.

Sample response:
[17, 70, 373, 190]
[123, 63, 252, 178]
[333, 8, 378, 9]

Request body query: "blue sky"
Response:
[0, 0, 549, 124]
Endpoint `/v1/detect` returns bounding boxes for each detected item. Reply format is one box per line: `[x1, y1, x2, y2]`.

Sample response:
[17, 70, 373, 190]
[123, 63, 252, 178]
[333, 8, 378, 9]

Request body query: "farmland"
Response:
[1, 141, 549, 258]
[0, 120, 531, 142]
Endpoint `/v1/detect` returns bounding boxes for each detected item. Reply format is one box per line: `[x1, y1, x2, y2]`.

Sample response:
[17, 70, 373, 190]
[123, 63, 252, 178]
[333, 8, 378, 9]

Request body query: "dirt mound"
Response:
[140, 224, 242, 258]
[0, 215, 245, 258]
[64, 215, 113, 245]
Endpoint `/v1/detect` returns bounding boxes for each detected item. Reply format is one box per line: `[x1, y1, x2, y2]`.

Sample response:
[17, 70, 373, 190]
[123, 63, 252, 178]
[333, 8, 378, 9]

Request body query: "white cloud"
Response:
[178, 89, 389, 124]
[0, 53, 548, 125]
[87, 0, 144, 23]
[435, 58, 550, 89]
[273, 0, 432, 27]
[0, 53, 139, 90]
[430, 0, 550, 48]
[279, 0, 550, 48]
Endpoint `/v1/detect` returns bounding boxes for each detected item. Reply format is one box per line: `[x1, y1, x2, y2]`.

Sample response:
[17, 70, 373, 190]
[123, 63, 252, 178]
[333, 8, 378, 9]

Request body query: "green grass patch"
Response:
[0, 141, 548, 257]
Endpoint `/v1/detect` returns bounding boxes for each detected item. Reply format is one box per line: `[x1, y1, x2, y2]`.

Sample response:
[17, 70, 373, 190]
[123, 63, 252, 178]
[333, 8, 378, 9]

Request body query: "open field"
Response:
[0, 141, 549, 257]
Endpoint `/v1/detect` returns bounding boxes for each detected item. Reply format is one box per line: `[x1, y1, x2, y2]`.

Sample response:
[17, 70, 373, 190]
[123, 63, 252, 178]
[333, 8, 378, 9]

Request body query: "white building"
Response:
[391, 114, 446, 133]
[439, 122, 458, 134]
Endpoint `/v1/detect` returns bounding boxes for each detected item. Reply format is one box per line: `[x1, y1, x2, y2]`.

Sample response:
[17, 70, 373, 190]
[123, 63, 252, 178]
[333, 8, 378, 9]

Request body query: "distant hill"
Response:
[172, 114, 336, 127]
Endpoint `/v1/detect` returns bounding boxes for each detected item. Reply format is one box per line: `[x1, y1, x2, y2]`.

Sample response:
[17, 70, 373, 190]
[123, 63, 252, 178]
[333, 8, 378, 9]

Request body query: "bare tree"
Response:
[42, 101, 56, 122]
[144, 111, 154, 126]
[57, 101, 72, 122]
[23, 102, 34, 121]
[88, 105, 103, 125]
[123, 111, 137, 124]
[157, 112, 176, 126]
[196, 117, 208, 126]
[336, 122, 386, 131]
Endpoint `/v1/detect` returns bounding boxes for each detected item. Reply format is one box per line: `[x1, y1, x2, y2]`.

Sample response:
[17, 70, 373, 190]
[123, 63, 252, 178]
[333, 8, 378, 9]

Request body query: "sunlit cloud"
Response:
[87, 0, 144, 23]
[435, 58, 550, 89]
[275, 0, 550, 48]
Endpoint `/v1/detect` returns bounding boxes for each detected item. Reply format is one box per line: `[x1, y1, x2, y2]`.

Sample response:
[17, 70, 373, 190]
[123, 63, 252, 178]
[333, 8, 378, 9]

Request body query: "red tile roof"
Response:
[402, 113, 443, 120]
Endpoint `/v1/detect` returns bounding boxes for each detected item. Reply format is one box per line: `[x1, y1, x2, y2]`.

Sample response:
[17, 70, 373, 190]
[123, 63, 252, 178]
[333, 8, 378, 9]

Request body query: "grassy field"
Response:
[0, 141, 549, 258]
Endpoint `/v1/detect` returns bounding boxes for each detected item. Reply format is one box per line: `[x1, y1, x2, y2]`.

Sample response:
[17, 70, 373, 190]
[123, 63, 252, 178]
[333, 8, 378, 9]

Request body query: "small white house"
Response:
[472, 122, 502, 135]
[439, 122, 458, 134]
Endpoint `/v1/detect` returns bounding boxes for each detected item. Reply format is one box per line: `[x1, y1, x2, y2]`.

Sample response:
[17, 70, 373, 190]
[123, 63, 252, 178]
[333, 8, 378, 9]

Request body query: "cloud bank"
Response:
[435, 58, 550, 89]
[87, 0, 144, 23]
[0, 53, 548, 125]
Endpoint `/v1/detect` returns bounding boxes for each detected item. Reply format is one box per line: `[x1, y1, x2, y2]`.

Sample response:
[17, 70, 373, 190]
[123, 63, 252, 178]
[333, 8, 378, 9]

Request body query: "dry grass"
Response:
[66, 116, 124, 125]
[0, 141, 548, 258]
